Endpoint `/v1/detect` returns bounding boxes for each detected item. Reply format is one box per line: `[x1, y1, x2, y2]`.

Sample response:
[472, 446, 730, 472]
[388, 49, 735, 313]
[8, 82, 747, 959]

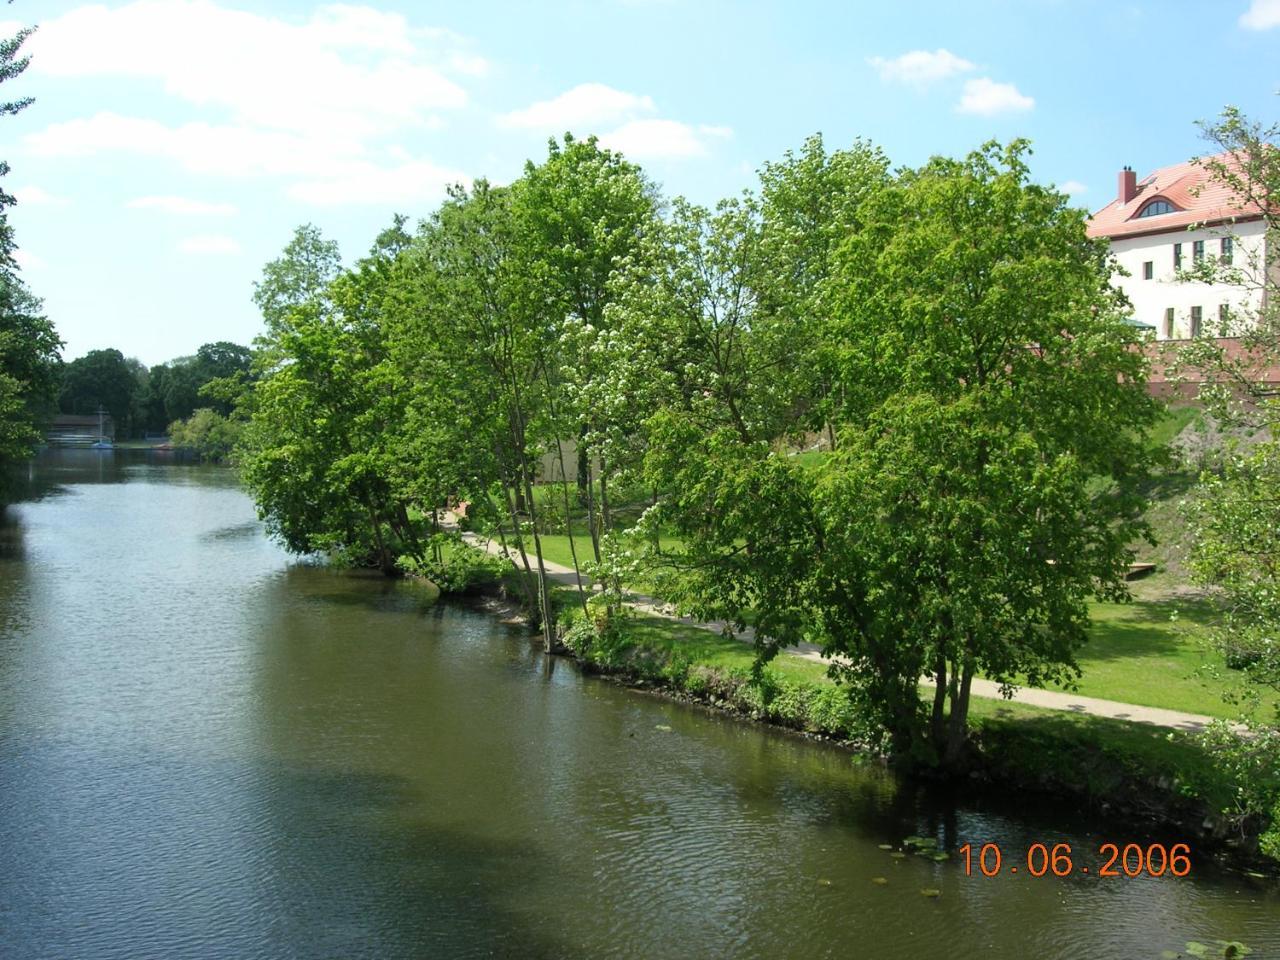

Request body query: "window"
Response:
[1190, 306, 1202, 338]
[1136, 199, 1175, 218]
[1221, 236, 1233, 264]
[1143, 260, 1154, 280]
[1173, 243, 1182, 269]
[1193, 240, 1205, 264]
[1164, 308, 1174, 339]
[1220, 303, 1230, 329]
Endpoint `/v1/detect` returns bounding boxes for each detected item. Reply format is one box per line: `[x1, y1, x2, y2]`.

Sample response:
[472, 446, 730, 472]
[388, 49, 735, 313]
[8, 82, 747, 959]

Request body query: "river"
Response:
[0, 450, 1276, 959]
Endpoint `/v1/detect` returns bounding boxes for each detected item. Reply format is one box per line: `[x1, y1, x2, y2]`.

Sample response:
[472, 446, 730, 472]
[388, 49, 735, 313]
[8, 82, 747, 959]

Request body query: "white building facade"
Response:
[1088, 156, 1268, 341]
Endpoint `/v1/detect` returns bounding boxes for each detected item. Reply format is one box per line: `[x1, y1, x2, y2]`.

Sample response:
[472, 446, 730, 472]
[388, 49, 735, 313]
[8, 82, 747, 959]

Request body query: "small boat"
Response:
[90, 406, 113, 449]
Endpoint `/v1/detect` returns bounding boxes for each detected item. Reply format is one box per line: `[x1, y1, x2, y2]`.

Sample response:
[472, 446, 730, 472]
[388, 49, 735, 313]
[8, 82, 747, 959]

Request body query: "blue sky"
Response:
[5, 0, 1279, 366]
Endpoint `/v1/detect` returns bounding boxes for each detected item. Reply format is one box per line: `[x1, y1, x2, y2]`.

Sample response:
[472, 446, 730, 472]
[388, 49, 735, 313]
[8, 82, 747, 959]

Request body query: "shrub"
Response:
[398, 537, 507, 594]
[168, 408, 243, 462]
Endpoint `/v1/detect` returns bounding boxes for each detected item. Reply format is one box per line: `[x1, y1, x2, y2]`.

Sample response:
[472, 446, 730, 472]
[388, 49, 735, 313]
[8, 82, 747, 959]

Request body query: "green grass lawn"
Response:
[1054, 598, 1279, 721]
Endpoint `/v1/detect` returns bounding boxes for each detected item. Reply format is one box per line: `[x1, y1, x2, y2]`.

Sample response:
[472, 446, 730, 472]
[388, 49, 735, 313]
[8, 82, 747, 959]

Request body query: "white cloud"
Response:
[1240, 0, 1280, 29]
[599, 119, 711, 159]
[13, 185, 70, 207]
[28, 112, 461, 207]
[178, 234, 241, 255]
[869, 49, 975, 86]
[288, 159, 470, 206]
[13, 249, 44, 270]
[500, 83, 729, 160]
[128, 195, 236, 216]
[26, 112, 367, 178]
[1061, 180, 1088, 196]
[22, 3, 471, 143]
[499, 82, 656, 131]
[956, 77, 1035, 116]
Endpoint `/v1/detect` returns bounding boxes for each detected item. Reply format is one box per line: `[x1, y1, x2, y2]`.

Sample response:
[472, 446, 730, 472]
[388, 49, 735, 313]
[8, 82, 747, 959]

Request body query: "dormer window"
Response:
[1135, 199, 1176, 218]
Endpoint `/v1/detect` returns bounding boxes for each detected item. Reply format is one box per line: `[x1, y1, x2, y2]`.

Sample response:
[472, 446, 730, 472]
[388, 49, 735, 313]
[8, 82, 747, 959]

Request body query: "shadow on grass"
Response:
[1076, 597, 1216, 664]
[975, 707, 1225, 805]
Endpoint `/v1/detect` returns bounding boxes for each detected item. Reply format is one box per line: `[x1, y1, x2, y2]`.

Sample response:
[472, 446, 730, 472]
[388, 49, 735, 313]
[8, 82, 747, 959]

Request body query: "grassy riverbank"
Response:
[549, 605, 1270, 866]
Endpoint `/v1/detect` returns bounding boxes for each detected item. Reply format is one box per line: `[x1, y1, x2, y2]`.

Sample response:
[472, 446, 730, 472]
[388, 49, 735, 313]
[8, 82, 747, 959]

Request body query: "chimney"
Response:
[1118, 165, 1138, 204]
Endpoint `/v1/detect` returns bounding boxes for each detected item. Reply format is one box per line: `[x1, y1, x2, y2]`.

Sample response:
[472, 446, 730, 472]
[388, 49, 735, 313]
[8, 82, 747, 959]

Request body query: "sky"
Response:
[4, 0, 1280, 367]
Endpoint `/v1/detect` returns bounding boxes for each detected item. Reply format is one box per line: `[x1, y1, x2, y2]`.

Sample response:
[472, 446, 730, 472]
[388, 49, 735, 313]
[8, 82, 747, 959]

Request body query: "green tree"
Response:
[59, 348, 139, 429]
[419, 181, 561, 645]
[512, 134, 658, 567]
[168, 407, 242, 462]
[0, 14, 61, 488]
[252, 224, 341, 337]
[755, 134, 891, 445]
[240, 223, 421, 574]
[641, 141, 1159, 767]
[1180, 103, 1280, 704]
[821, 141, 1158, 762]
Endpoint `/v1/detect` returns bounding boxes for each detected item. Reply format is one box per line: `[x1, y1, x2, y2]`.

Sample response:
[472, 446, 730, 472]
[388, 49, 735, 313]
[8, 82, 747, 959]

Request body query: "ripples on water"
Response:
[0, 451, 1276, 959]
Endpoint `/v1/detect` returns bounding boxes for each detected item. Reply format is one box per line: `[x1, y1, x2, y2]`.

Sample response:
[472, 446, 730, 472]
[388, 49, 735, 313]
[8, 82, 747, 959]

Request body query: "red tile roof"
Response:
[1087, 152, 1262, 240]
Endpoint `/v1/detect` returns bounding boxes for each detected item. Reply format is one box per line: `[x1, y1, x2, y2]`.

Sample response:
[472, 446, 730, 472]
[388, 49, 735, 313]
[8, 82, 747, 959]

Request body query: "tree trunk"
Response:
[584, 458, 601, 566]
[929, 653, 948, 758]
[576, 425, 590, 505]
[519, 460, 555, 652]
[500, 480, 539, 621]
[944, 658, 975, 768]
[553, 443, 589, 614]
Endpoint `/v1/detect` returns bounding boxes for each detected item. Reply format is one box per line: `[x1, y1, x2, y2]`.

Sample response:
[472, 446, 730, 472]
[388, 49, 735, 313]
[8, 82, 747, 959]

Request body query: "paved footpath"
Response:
[466, 533, 1235, 734]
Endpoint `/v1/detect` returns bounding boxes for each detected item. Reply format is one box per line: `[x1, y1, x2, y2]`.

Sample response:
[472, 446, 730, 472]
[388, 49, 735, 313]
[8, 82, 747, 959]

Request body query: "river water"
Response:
[0, 450, 1275, 959]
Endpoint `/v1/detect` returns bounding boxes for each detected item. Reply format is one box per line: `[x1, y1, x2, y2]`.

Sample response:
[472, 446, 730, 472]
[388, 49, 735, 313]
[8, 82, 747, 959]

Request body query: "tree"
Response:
[252, 224, 341, 337]
[240, 223, 421, 574]
[754, 134, 891, 444]
[821, 141, 1159, 762]
[1179, 103, 1280, 707]
[0, 14, 61, 489]
[168, 408, 242, 463]
[420, 181, 561, 646]
[512, 134, 658, 567]
[59, 348, 139, 428]
[640, 141, 1159, 767]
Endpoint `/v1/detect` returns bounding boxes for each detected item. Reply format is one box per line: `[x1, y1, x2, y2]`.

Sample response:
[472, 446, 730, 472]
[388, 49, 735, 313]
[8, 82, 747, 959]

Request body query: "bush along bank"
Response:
[550, 601, 1279, 873]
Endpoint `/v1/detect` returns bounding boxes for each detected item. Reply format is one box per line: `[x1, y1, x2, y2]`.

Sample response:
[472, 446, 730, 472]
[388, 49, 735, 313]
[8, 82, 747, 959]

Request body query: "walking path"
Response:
[466, 533, 1235, 735]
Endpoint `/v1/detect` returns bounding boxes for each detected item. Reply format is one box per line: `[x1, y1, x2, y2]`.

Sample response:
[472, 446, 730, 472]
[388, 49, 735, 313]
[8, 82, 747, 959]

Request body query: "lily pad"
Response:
[1161, 952, 1181, 960]
[1186, 944, 1208, 958]
[654, 725, 672, 732]
[929, 851, 950, 862]
[877, 844, 894, 850]
[871, 877, 889, 885]
[920, 888, 941, 898]
[903, 835, 937, 849]
[816, 878, 833, 887]
[890, 851, 907, 859]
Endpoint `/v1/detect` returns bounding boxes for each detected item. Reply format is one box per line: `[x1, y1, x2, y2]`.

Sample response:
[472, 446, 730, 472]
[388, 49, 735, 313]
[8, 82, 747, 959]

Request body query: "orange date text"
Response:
[958, 842, 1191, 878]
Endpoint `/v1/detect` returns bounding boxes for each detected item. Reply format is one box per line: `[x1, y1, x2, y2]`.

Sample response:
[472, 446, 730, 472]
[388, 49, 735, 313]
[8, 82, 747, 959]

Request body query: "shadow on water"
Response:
[199, 520, 263, 542]
[248, 763, 576, 960]
[0, 743, 573, 960]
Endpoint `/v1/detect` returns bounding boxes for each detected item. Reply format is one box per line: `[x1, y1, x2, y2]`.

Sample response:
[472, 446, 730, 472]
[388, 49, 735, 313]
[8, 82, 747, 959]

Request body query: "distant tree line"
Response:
[57, 341, 252, 437]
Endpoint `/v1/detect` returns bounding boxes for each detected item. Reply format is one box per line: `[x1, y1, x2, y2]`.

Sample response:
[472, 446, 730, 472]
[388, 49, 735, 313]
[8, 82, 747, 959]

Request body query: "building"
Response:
[1087, 153, 1267, 341]
[46, 413, 115, 446]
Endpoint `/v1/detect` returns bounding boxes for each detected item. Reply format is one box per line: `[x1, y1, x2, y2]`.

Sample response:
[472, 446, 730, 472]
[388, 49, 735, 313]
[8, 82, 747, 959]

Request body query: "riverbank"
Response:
[462, 574, 1276, 873]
